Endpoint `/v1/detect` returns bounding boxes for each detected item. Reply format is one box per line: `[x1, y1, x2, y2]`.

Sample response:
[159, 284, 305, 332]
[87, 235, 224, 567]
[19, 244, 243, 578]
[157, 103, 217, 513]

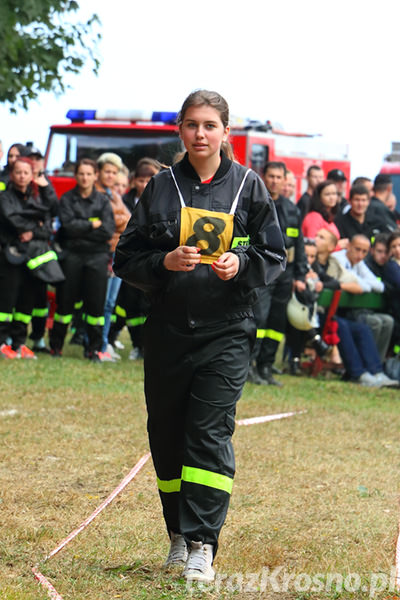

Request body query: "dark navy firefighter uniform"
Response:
[114, 152, 286, 550]
[251, 194, 308, 372]
[49, 186, 115, 355]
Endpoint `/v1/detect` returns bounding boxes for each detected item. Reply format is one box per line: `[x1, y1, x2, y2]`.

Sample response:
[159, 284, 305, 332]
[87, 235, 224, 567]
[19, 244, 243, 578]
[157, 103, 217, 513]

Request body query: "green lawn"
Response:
[1, 339, 399, 599]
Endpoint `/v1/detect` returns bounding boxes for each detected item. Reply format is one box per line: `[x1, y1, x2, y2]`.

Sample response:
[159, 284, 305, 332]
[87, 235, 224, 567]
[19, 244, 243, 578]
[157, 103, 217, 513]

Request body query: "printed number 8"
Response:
[186, 216, 226, 256]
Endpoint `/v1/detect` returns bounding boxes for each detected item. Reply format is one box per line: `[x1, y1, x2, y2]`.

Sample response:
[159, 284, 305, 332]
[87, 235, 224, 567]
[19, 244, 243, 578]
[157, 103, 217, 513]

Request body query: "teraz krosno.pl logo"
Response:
[186, 566, 399, 597]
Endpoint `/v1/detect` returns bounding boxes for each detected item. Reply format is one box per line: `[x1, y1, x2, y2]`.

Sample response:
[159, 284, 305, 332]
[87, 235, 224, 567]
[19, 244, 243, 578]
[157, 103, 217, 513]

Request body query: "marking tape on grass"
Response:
[236, 410, 306, 426]
[395, 520, 400, 589]
[32, 452, 151, 599]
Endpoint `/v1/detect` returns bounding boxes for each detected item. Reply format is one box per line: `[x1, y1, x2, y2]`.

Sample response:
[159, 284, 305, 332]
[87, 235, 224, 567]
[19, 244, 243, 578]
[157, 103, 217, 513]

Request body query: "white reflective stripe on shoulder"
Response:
[169, 166, 186, 208]
[230, 168, 251, 215]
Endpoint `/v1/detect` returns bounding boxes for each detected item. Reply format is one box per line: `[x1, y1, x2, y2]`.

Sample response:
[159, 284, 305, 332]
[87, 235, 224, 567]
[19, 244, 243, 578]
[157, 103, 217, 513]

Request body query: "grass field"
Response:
[1, 336, 400, 600]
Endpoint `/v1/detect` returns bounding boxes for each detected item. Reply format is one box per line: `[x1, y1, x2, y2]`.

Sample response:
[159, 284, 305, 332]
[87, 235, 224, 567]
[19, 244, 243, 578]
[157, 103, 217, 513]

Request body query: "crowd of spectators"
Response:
[1, 139, 400, 386]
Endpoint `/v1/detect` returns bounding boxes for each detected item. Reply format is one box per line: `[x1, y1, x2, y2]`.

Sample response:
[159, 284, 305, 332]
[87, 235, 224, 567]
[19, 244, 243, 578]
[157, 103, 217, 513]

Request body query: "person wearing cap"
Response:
[327, 168, 349, 214]
[25, 146, 60, 353]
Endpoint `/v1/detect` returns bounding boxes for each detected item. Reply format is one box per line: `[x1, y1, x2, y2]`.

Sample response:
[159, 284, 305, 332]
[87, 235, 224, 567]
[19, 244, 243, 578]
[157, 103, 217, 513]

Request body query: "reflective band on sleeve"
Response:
[32, 308, 49, 318]
[286, 227, 299, 238]
[231, 236, 250, 248]
[0, 312, 13, 322]
[115, 305, 127, 318]
[13, 312, 32, 324]
[182, 465, 233, 494]
[0, 182, 6, 191]
[26, 250, 58, 270]
[256, 328, 284, 342]
[54, 312, 73, 324]
[157, 477, 181, 493]
[86, 315, 105, 326]
[126, 316, 147, 327]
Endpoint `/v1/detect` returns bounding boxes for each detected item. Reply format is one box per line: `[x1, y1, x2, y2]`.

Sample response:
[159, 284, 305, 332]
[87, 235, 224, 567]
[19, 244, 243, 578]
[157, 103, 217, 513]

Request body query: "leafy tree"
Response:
[0, 0, 101, 111]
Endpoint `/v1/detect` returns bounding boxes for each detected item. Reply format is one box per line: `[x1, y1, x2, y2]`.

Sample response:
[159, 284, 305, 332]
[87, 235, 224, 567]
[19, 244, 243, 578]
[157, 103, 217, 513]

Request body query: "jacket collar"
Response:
[180, 151, 231, 182]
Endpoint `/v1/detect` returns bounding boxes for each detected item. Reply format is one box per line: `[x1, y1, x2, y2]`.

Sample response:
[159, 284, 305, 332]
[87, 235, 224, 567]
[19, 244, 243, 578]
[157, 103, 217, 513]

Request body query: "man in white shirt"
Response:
[334, 234, 394, 361]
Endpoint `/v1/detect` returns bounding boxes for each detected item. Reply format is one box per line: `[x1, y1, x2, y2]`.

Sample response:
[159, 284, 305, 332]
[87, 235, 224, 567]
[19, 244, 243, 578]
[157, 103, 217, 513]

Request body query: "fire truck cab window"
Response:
[45, 131, 183, 176]
[250, 144, 269, 176]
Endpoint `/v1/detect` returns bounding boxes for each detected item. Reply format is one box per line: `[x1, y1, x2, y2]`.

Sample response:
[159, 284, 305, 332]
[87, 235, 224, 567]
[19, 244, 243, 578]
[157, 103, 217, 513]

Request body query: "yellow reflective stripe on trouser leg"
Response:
[32, 308, 48, 318]
[0, 312, 13, 323]
[13, 312, 32, 324]
[256, 328, 284, 342]
[86, 315, 105, 326]
[54, 312, 73, 324]
[181, 465, 233, 494]
[126, 316, 147, 327]
[157, 477, 181, 493]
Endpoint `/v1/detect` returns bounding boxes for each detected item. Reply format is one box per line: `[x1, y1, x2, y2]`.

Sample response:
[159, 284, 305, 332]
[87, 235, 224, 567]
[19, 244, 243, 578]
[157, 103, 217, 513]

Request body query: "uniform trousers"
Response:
[251, 268, 293, 369]
[144, 315, 255, 551]
[0, 253, 42, 349]
[50, 251, 108, 353]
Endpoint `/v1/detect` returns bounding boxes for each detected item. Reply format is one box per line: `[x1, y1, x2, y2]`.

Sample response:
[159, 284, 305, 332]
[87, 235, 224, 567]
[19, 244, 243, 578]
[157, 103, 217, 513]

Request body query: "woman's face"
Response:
[179, 104, 229, 163]
[320, 184, 338, 210]
[389, 237, 400, 261]
[11, 160, 33, 192]
[99, 162, 119, 188]
[7, 146, 21, 166]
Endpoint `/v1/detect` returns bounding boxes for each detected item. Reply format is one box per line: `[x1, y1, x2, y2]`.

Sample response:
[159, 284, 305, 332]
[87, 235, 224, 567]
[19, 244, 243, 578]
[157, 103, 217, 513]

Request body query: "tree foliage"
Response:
[0, 0, 101, 111]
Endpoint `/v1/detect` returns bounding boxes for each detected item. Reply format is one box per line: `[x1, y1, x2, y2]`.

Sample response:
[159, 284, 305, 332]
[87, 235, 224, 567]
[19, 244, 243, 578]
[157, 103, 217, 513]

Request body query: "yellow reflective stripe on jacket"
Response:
[32, 308, 48, 318]
[181, 465, 233, 494]
[0, 181, 6, 191]
[286, 227, 299, 238]
[54, 312, 73, 324]
[157, 477, 181, 493]
[0, 312, 13, 322]
[115, 305, 127, 318]
[126, 316, 147, 327]
[26, 250, 58, 270]
[256, 328, 284, 342]
[13, 312, 32, 324]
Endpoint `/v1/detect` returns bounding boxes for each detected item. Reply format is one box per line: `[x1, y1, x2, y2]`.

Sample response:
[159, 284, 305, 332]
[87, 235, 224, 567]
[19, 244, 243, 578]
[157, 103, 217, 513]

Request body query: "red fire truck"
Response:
[44, 109, 351, 199]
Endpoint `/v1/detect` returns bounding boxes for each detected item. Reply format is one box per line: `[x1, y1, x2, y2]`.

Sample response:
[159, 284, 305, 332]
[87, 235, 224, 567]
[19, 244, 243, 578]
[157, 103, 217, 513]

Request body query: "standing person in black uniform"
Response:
[297, 165, 324, 222]
[49, 158, 115, 361]
[114, 90, 286, 583]
[0, 157, 57, 359]
[248, 161, 308, 385]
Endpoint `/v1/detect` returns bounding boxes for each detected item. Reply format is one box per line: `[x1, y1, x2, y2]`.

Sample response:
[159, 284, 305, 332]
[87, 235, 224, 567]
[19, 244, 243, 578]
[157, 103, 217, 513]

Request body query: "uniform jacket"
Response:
[114, 152, 286, 327]
[273, 194, 308, 281]
[57, 186, 115, 254]
[0, 183, 54, 247]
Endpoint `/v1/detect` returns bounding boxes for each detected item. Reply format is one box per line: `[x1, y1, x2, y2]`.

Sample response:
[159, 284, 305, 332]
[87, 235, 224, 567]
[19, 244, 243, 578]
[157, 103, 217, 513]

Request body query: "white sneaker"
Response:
[374, 372, 399, 388]
[183, 541, 215, 583]
[358, 372, 380, 387]
[163, 532, 188, 568]
[106, 343, 121, 360]
[129, 348, 140, 360]
[114, 340, 125, 350]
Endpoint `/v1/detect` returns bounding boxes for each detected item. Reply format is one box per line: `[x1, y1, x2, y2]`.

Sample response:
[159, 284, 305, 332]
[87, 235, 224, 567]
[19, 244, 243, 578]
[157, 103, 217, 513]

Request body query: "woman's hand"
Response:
[19, 231, 33, 242]
[211, 252, 239, 281]
[164, 246, 201, 271]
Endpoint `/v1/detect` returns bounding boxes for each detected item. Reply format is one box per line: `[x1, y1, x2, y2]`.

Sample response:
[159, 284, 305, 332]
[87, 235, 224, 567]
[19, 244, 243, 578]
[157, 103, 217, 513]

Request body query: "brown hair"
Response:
[177, 89, 234, 161]
[75, 158, 98, 174]
[10, 157, 38, 197]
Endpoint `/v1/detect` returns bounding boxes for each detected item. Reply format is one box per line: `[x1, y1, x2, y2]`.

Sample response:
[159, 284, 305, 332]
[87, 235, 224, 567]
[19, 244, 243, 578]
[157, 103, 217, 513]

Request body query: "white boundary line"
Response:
[236, 410, 307, 426]
[32, 452, 151, 599]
